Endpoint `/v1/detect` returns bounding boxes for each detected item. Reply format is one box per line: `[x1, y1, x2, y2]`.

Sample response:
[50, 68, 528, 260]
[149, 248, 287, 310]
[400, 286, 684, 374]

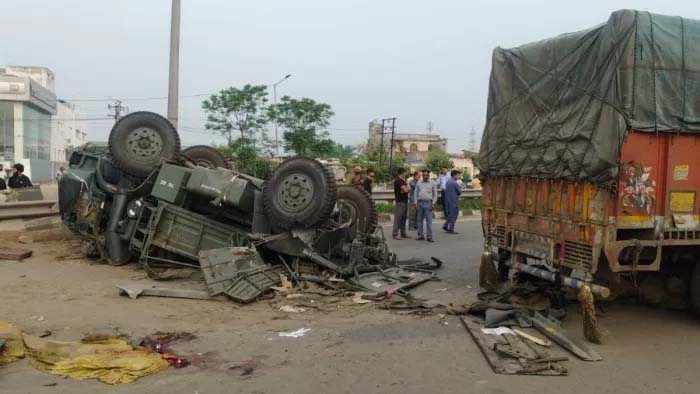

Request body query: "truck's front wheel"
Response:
[690, 262, 700, 315]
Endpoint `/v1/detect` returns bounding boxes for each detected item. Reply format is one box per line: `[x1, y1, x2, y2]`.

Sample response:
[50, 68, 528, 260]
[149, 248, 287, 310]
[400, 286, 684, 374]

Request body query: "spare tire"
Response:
[182, 145, 229, 169]
[337, 185, 378, 235]
[264, 157, 337, 229]
[108, 112, 180, 178]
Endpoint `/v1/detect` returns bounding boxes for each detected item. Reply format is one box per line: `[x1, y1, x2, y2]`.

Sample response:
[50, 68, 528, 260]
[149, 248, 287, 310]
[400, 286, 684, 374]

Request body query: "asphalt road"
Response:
[1, 217, 700, 394]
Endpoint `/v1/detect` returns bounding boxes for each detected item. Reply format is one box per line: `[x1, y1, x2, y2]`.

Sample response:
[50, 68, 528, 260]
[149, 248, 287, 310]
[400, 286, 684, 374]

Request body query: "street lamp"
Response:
[272, 74, 292, 157]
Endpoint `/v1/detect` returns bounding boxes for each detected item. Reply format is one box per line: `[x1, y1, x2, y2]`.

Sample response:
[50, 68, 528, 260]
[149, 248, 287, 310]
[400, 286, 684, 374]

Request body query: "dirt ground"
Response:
[1, 218, 700, 394]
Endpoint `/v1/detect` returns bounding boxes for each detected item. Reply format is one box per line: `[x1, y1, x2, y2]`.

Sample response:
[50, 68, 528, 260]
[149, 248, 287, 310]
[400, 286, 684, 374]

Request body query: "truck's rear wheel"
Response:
[690, 263, 700, 315]
[263, 157, 337, 230]
[336, 185, 378, 235]
[182, 145, 229, 169]
[108, 112, 181, 178]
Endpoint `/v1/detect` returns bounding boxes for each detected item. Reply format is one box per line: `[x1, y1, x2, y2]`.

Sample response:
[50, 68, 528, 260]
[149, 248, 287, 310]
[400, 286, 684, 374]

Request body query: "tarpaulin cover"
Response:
[478, 10, 700, 186]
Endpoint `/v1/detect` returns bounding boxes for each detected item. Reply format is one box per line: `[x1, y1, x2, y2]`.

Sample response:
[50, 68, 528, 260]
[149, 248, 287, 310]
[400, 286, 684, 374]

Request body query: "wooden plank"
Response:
[0, 248, 33, 260]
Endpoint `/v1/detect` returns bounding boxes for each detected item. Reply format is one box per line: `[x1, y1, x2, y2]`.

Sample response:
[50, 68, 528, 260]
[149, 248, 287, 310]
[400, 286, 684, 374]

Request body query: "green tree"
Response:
[216, 139, 278, 179]
[425, 150, 453, 173]
[202, 84, 272, 154]
[268, 96, 335, 156]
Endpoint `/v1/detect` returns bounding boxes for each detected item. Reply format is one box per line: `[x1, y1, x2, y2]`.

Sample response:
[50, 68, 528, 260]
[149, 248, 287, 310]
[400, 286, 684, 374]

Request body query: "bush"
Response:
[376, 203, 395, 214]
[460, 198, 481, 210]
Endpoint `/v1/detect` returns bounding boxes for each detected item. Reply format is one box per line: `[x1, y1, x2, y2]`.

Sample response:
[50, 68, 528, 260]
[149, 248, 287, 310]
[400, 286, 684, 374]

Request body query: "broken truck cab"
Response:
[478, 10, 700, 313]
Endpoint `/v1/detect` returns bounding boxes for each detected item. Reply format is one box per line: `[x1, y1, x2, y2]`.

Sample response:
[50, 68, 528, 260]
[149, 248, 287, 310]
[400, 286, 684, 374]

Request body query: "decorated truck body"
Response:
[478, 10, 700, 312]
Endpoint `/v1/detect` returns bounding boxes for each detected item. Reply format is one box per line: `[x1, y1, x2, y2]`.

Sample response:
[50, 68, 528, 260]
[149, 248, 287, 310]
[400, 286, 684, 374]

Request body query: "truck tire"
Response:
[264, 157, 337, 230]
[108, 111, 181, 178]
[690, 263, 700, 315]
[182, 145, 229, 169]
[337, 185, 378, 235]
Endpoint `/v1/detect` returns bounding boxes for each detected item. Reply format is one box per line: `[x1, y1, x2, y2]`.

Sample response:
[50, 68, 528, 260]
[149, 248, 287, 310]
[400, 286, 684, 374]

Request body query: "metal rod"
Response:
[507, 260, 611, 298]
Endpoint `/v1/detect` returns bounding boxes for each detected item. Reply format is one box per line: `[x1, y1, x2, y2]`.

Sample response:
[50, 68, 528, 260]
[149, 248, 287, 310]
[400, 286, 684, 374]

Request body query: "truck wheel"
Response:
[182, 145, 229, 169]
[264, 157, 337, 229]
[337, 185, 378, 235]
[690, 263, 700, 315]
[108, 112, 181, 178]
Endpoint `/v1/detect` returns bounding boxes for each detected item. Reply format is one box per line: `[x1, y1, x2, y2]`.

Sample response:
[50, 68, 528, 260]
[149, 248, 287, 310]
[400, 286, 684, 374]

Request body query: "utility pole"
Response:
[272, 74, 292, 157]
[384, 118, 397, 179]
[379, 119, 386, 171]
[167, 0, 181, 128]
[108, 100, 126, 123]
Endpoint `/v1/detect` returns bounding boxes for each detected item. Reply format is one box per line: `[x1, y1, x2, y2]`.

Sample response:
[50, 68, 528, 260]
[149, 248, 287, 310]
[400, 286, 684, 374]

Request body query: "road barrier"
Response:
[371, 188, 482, 204]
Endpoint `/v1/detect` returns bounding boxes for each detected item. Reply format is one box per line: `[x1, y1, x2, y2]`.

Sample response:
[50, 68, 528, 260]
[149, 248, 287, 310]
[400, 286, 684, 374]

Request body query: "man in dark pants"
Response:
[362, 168, 375, 194]
[437, 167, 449, 217]
[442, 169, 462, 234]
[407, 171, 420, 230]
[392, 168, 409, 240]
[8, 163, 32, 188]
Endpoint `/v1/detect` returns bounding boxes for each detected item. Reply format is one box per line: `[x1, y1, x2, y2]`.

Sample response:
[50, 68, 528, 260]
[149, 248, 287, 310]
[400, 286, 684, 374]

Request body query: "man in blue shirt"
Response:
[442, 170, 461, 234]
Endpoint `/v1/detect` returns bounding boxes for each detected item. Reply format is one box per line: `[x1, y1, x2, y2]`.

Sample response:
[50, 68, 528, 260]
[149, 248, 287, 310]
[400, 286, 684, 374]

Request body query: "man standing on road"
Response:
[443, 170, 462, 234]
[392, 168, 409, 240]
[0, 164, 6, 191]
[8, 163, 32, 189]
[350, 165, 363, 186]
[407, 171, 420, 230]
[437, 167, 449, 217]
[362, 168, 375, 194]
[414, 169, 437, 242]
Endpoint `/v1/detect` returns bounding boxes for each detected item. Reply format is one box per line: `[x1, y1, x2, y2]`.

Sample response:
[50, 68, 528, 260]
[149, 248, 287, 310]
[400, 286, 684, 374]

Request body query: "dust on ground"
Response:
[1, 219, 700, 394]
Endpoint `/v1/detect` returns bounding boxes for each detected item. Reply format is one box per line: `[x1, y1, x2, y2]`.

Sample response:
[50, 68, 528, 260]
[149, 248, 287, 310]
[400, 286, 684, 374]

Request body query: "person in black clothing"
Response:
[8, 163, 33, 189]
[0, 163, 5, 191]
[362, 168, 375, 194]
[392, 168, 409, 240]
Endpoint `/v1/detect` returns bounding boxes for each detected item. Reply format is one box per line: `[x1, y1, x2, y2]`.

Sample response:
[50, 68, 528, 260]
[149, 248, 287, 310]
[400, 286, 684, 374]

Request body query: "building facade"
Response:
[0, 66, 84, 182]
[365, 120, 448, 167]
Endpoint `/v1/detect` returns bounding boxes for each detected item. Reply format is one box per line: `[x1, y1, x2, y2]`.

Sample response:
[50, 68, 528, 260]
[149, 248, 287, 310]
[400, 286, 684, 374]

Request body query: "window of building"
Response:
[428, 144, 434, 151]
[0, 102, 15, 161]
[23, 104, 50, 160]
[409, 143, 418, 152]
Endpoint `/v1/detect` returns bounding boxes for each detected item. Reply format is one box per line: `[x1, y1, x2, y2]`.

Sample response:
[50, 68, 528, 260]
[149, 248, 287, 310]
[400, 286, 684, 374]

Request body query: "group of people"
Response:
[350, 165, 375, 194]
[0, 163, 33, 191]
[392, 167, 461, 242]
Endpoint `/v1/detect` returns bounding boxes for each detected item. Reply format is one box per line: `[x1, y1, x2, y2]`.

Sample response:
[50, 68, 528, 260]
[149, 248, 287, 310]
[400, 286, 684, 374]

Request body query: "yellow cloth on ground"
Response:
[0, 322, 169, 385]
[0, 322, 26, 365]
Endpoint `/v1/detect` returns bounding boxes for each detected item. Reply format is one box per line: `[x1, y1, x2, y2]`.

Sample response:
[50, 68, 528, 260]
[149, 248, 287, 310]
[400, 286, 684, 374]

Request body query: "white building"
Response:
[0, 65, 85, 182]
[52, 100, 86, 163]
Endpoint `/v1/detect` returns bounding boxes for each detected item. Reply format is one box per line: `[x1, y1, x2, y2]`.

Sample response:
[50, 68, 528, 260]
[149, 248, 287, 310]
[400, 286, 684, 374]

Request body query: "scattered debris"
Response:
[31, 316, 45, 322]
[278, 328, 311, 338]
[530, 312, 602, 362]
[116, 285, 217, 301]
[279, 305, 307, 313]
[229, 355, 268, 377]
[39, 331, 52, 338]
[42, 382, 58, 387]
[512, 328, 551, 347]
[460, 317, 567, 376]
[0, 248, 32, 261]
[481, 327, 515, 336]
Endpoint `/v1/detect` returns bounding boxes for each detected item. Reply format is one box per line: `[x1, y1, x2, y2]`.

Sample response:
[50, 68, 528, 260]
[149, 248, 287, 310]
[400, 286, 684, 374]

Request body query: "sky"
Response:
[2, 0, 698, 152]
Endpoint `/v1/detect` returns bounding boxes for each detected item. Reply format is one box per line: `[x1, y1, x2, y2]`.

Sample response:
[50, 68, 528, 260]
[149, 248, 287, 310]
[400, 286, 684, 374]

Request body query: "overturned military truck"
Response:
[59, 111, 438, 302]
[479, 10, 700, 317]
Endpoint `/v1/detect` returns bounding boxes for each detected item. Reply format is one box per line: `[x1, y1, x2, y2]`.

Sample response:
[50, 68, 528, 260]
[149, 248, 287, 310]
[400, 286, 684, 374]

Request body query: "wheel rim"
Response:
[127, 127, 164, 161]
[338, 199, 359, 227]
[277, 172, 315, 213]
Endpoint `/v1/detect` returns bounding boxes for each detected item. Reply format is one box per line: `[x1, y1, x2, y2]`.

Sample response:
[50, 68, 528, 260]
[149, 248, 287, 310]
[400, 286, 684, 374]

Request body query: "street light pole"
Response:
[272, 74, 292, 157]
[167, 0, 181, 128]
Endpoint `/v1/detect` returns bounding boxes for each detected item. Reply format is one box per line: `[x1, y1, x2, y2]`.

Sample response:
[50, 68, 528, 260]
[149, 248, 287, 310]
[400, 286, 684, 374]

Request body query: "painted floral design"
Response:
[619, 161, 655, 215]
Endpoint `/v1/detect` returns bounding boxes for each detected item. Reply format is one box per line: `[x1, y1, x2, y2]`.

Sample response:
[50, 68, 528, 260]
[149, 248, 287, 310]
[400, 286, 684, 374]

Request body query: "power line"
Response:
[63, 93, 212, 102]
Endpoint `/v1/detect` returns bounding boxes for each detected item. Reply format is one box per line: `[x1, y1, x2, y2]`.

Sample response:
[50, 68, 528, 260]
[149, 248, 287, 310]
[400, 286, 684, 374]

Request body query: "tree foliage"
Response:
[216, 139, 278, 179]
[425, 150, 453, 173]
[203, 84, 273, 155]
[268, 96, 335, 157]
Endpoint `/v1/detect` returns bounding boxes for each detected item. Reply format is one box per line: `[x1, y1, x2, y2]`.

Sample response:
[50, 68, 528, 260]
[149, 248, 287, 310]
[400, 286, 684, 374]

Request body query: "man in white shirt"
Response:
[413, 169, 437, 242]
[436, 167, 450, 217]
